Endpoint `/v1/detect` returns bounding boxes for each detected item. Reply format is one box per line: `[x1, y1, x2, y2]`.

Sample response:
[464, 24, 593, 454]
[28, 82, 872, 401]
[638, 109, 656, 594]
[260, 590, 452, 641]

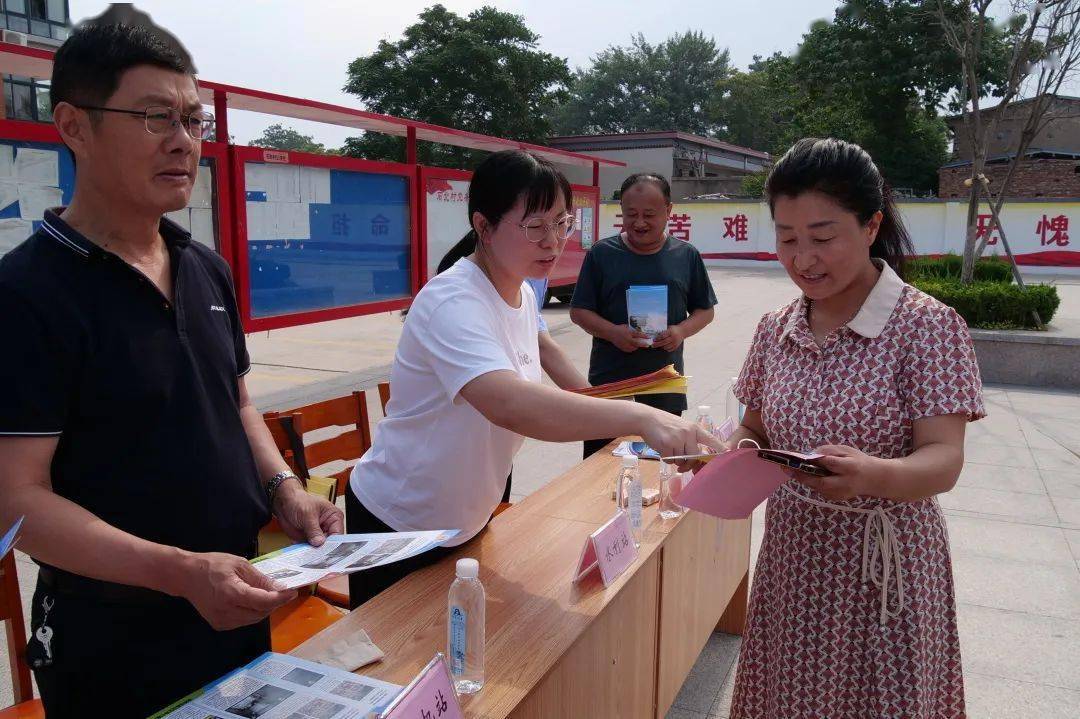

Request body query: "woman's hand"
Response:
[791, 444, 884, 501]
[639, 408, 726, 472]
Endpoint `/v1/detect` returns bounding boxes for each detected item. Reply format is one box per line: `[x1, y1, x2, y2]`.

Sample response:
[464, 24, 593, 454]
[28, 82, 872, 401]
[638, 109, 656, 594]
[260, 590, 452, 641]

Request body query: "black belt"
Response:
[37, 566, 179, 607]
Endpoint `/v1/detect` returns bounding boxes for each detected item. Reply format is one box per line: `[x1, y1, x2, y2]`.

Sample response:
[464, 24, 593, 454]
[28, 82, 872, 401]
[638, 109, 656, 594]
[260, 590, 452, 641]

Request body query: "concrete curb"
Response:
[971, 327, 1080, 389]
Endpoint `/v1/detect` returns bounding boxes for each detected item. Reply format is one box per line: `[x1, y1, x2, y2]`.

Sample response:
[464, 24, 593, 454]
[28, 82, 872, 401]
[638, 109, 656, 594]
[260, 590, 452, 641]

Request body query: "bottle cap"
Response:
[622, 455, 639, 467]
[456, 558, 479, 579]
[698, 405, 711, 413]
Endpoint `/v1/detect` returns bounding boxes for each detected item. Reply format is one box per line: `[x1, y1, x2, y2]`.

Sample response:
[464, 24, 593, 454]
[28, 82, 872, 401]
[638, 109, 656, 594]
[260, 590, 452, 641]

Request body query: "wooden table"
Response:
[293, 443, 751, 718]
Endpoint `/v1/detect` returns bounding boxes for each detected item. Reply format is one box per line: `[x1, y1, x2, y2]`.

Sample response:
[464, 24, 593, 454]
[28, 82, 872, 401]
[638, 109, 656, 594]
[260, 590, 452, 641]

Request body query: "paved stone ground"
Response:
[4, 267, 1079, 717]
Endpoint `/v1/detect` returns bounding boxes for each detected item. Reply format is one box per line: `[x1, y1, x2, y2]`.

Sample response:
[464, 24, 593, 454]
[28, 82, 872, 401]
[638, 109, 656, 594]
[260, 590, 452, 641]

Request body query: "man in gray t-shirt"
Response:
[570, 174, 717, 458]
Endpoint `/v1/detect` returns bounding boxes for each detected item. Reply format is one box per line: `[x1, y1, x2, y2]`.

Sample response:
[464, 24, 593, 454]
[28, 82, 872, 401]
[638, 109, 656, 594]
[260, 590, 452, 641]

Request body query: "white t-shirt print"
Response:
[350, 258, 542, 546]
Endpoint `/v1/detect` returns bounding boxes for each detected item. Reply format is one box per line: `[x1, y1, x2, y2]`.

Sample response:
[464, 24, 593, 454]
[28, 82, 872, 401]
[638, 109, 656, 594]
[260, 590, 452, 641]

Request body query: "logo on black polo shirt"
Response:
[210, 305, 226, 312]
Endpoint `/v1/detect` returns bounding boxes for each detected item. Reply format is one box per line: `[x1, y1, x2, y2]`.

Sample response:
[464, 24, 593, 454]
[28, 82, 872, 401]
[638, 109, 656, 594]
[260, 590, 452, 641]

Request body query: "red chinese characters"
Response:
[975, 213, 999, 246]
[612, 213, 693, 243]
[1036, 214, 1070, 247]
[668, 213, 692, 242]
[723, 213, 749, 242]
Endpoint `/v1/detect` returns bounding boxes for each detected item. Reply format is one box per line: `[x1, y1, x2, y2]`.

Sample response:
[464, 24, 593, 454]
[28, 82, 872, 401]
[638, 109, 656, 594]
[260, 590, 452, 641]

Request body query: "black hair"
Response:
[765, 138, 915, 278]
[436, 150, 573, 273]
[51, 7, 196, 113]
[619, 173, 672, 203]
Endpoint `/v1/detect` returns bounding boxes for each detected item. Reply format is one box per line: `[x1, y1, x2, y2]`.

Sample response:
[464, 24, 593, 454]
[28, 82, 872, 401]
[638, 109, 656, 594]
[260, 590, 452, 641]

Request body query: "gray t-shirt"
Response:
[570, 234, 716, 413]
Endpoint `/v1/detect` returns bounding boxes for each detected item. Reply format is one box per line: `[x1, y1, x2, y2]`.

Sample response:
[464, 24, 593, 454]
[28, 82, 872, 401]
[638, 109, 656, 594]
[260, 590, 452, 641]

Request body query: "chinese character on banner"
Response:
[371, 214, 390, 237]
[975, 214, 999, 246]
[331, 213, 350, 237]
[723, 214, 749, 242]
[668, 213, 692, 242]
[1036, 214, 1070, 247]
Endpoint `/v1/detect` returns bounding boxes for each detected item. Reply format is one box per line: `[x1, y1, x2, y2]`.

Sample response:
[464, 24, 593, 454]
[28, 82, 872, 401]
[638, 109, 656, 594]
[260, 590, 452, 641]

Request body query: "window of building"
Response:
[4, 75, 52, 122]
[8, 81, 33, 120]
[1, 0, 69, 40]
[34, 79, 50, 121]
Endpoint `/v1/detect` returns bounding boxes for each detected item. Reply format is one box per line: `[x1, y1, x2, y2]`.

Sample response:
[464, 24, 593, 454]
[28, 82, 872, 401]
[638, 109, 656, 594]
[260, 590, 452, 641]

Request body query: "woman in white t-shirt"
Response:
[346, 150, 719, 607]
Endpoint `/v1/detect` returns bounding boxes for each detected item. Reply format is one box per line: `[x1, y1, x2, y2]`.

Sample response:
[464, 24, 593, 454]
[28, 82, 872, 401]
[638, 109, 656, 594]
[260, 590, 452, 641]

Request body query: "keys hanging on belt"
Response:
[28, 595, 55, 668]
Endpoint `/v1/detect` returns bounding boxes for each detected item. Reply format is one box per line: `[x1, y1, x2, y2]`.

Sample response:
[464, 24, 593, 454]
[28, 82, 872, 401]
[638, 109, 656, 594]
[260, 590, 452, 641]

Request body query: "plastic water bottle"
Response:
[447, 558, 485, 694]
[658, 460, 685, 520]
[619, 456, 643, 547]
[614, 455, 635, 505]
[724, 377, 744, 425]
[697, 405, 718, 437]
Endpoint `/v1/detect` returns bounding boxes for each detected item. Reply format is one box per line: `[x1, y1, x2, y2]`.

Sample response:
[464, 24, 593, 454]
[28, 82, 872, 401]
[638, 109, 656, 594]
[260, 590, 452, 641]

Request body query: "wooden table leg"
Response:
[716, 570, 749, 635]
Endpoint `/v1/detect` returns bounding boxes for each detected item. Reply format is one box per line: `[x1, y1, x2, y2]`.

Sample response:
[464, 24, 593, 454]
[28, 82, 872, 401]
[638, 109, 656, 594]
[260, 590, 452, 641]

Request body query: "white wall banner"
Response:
[599, 200, 1080, 272]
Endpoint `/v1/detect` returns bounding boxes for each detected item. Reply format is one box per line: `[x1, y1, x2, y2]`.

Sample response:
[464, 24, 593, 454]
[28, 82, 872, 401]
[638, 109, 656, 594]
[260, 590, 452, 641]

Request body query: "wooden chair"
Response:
[377, 381, 390, 415]
[264, 390, 373, 500]
[0, 553, 45, 718]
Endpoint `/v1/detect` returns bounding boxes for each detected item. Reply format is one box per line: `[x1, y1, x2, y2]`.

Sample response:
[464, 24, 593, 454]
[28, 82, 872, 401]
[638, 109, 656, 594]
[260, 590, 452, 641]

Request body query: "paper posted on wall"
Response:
[150, 651, 401, 719]
[252, 530, 459, 590]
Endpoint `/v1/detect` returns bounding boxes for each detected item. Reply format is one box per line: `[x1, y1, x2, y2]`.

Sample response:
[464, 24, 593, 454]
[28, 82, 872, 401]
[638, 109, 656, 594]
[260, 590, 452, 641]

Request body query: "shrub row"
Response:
[912, 278, 1060, 330]
[906, 254, 1014, 283]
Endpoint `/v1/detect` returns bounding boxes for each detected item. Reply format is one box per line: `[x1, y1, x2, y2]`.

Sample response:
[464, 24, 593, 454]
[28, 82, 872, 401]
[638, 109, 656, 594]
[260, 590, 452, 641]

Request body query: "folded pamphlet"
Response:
[150, 651, 401, 719]
[672, 447, 786, 518]
[626, 285, 668, 344]
[672, 446, 827, 519]
[612, 440, 662, 460]
[252, 530, 459, 591]
[572, 364, 688, 400]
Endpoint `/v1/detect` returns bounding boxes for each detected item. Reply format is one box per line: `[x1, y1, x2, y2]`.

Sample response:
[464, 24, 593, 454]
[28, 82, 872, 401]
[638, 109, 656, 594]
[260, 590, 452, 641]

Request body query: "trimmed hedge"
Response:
[912, 278, 1060, 330]
[906, 255, 1013, 283]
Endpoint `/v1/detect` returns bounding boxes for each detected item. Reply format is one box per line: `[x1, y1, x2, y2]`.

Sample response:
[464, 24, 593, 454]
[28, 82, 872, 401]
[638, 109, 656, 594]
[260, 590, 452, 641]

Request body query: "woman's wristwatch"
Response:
[267, 470, 303, 507]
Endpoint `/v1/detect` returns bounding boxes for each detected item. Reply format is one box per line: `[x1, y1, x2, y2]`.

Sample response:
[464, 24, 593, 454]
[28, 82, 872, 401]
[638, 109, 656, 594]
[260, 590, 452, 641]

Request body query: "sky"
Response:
[66, 1, 1052, 149]
[67, 0, 842, 147]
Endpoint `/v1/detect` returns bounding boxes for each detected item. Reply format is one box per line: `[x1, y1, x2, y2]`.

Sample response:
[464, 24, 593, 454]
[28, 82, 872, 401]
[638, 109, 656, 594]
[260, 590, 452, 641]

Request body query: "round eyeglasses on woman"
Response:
[75, 104, 216, 140]
[519, 214, 576, 243]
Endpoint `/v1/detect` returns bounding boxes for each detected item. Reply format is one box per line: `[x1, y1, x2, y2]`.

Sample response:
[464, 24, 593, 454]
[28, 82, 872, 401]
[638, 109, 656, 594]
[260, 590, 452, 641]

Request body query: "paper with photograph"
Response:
[150, 652, 401, 719]
[626, 284, 668, 342]
[252, 530, 459, 590]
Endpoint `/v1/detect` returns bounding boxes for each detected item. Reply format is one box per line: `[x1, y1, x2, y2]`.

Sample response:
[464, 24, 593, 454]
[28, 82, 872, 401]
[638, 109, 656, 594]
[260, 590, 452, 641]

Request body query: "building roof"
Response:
[0, 42, 623, 169]
[940, 147, 1080, 168]
[944, 93, 1080, 122]
[548, 130, 771, 160]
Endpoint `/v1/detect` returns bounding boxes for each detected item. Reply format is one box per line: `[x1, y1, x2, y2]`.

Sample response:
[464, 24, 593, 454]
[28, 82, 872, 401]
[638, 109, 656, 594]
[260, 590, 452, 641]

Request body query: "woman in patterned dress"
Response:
[727, 138, 985, 718]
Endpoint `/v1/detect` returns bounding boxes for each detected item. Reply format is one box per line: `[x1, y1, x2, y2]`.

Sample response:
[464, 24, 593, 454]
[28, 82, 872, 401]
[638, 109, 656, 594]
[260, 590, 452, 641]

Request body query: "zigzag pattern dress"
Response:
[729, 271, 985, 719]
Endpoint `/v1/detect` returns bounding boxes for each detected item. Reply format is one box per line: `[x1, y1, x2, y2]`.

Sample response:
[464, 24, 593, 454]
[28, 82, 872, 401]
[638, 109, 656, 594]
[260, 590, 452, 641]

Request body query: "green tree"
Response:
[785, 1, 1012, 191]
[739, 172, 768, 198]
[250, 123, 328, 154]
[555, 31, 730, 135]
[715, 53, 870, 157]
[341, 4, 571, 167]
[714, 2, 1012, 191]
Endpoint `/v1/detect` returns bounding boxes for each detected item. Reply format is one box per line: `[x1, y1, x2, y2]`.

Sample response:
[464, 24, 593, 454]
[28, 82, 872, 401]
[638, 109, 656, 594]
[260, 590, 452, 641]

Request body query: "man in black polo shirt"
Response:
[0, 16, 342, 717]
[571, 173, 717, 458]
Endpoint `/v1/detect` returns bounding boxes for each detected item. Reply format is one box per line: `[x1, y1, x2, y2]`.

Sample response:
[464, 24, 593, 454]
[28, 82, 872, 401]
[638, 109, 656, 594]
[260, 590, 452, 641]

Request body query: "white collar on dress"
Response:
[780, 258, 905, 342]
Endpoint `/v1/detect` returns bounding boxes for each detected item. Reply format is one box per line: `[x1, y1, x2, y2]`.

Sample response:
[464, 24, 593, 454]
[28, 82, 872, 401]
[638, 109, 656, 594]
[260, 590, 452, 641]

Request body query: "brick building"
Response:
[939, 95, 1080, 198]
